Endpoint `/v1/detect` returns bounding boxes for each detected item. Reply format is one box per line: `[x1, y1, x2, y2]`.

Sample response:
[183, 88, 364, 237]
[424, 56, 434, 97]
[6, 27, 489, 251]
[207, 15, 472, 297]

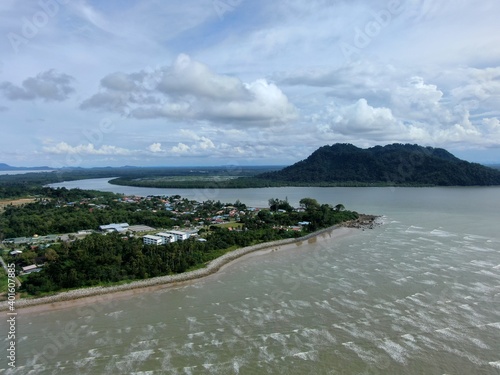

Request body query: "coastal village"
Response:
[1, 194, 352, 280]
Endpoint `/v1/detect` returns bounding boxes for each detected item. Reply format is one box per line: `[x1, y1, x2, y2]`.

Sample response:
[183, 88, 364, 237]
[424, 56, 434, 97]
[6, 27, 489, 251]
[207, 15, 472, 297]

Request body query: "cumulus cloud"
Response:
[315, 97, 492, 148]
[325, 99, 406, 140]
[0, 70, 75, 101]
[81, 54, 298, 125]
[281, 60, 500, 149]
[157, 54, 248, 100]
[165, 133, 272, 159]
[391, 76, 450, 123]
[169, 136, 216, 155]
[43, 142, 133, 156]
[171, 143, 190, 154]
[148, 143, 163, 153]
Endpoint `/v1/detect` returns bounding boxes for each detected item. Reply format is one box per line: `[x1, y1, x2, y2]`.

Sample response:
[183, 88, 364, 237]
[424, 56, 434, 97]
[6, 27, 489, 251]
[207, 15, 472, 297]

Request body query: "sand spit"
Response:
[0, 218, 378, 312]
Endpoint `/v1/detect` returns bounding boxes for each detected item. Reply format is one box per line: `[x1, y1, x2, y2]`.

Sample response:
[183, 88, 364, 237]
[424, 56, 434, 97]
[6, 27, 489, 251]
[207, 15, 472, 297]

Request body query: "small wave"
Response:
[342, 341, 377, 363]
[73, 356, 96, 368]
[377, 339, 407, 364]
[430, 229, 456, 237]
[489, 361, 500, 369]
[290, 350, 318, 361]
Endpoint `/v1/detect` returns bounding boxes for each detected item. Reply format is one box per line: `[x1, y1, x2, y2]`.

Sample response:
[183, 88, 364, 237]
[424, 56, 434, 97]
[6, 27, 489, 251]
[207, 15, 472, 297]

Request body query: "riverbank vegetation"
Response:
[0, 165, 282, 199]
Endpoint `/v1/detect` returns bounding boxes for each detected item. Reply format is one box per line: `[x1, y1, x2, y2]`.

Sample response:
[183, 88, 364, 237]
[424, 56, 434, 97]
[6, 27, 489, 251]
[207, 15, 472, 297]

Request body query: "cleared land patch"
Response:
[0, 198, 36, 212]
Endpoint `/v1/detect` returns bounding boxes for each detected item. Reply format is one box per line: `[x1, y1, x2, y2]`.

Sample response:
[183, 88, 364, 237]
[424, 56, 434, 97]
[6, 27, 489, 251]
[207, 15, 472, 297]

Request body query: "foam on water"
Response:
[289, 299, 312, 309]
[73, 356, 97, 368]
[187, 331, 205, 339]
[377, 339, 407, 364]
[469, 260, 496, 268]
[290, 350, 318, 361]
[342, 341, 378, 364]
[430, 229, 456, 238]
[489, 361, 500, 369]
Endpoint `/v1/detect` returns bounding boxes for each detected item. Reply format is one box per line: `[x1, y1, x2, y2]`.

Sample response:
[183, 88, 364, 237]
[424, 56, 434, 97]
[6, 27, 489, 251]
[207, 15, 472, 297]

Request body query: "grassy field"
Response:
[0, 198, 35, 212]
[213, 221, 244, 229]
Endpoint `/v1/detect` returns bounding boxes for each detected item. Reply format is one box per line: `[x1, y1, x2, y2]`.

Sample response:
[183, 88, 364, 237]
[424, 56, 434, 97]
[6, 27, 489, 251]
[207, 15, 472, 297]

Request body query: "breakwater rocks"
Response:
[0, 225, 346, 311]
[341, 214, 381, 230]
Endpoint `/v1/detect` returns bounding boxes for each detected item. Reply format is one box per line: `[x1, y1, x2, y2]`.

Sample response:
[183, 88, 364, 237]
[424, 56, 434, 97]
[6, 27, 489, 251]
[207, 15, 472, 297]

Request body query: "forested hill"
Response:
[0, 163, 52, 171]
[256, 143, 500, 186]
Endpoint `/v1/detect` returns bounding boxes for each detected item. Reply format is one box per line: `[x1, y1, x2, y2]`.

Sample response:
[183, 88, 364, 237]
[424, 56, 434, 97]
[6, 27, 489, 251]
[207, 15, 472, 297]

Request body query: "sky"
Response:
[1, 0, 500, 167]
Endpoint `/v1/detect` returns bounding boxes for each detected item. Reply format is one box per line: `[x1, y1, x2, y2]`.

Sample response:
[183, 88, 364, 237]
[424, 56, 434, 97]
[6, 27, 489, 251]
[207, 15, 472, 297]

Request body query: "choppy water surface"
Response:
[2, 185, 500, 374]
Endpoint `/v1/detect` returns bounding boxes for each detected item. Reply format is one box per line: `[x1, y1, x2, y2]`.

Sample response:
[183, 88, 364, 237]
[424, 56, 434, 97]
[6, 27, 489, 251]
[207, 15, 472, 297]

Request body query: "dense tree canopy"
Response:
[256, 143, 500, 186]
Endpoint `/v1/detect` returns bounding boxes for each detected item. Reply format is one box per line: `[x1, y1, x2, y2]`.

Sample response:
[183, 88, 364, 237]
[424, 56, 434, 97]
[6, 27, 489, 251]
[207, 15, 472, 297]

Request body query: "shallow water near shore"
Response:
[2, 184, 500, 374]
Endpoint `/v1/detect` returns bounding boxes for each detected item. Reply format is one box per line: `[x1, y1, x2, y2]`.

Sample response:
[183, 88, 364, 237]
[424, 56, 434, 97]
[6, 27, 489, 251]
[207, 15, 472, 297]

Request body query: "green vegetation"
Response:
[15, 228, 300, 296]
[106, 144, 500, 188]
[0, 188, 181, 239]
[0, 165, 284, 199]
[109, 176, 283, 188]
[0, 267, 8, 297]
[1, 188, 358, 296]
[257, 143, 500, 186]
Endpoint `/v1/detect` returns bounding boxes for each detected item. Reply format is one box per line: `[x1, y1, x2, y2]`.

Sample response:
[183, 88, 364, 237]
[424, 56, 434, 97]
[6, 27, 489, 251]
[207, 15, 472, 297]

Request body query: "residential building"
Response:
[22, 264, 42, 274]
[163, 230, 190, 241]
[143, 235, 163, 246]
[156, 232, 175, 243]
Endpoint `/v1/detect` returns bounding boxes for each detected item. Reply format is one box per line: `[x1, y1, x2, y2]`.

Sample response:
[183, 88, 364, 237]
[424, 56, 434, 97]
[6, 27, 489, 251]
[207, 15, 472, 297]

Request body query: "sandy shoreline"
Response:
[0, 224, 364, 313]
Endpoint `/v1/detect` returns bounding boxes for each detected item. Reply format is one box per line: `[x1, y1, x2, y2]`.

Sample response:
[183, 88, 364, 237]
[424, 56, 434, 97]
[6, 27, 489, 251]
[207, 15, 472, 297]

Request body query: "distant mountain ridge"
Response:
[256, 143, 500, 186]
[0, 163, 53, 171]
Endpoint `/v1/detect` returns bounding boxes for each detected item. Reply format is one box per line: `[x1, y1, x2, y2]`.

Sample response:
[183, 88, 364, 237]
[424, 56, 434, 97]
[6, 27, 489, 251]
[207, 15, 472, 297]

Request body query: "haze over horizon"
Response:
[1, 0, 500, 167]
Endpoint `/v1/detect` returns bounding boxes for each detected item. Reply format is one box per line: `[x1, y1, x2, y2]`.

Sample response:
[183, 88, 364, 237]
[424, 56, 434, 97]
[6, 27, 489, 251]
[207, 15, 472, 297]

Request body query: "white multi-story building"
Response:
[143, 230, 191, 246]
[163, 230, 189, 241]
[143, 235, 163, 246]
[156, 232, 175, 244]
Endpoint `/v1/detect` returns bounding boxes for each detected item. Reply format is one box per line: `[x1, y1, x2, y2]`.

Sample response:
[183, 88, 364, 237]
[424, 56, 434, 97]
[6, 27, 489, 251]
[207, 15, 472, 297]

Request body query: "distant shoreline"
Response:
[0, 218, 378, 312]
[108, 176, 438, 189]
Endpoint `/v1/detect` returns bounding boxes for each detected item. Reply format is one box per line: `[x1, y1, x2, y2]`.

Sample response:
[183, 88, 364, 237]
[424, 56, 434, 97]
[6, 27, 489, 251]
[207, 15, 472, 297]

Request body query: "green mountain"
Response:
[256, 143, 500, 186]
